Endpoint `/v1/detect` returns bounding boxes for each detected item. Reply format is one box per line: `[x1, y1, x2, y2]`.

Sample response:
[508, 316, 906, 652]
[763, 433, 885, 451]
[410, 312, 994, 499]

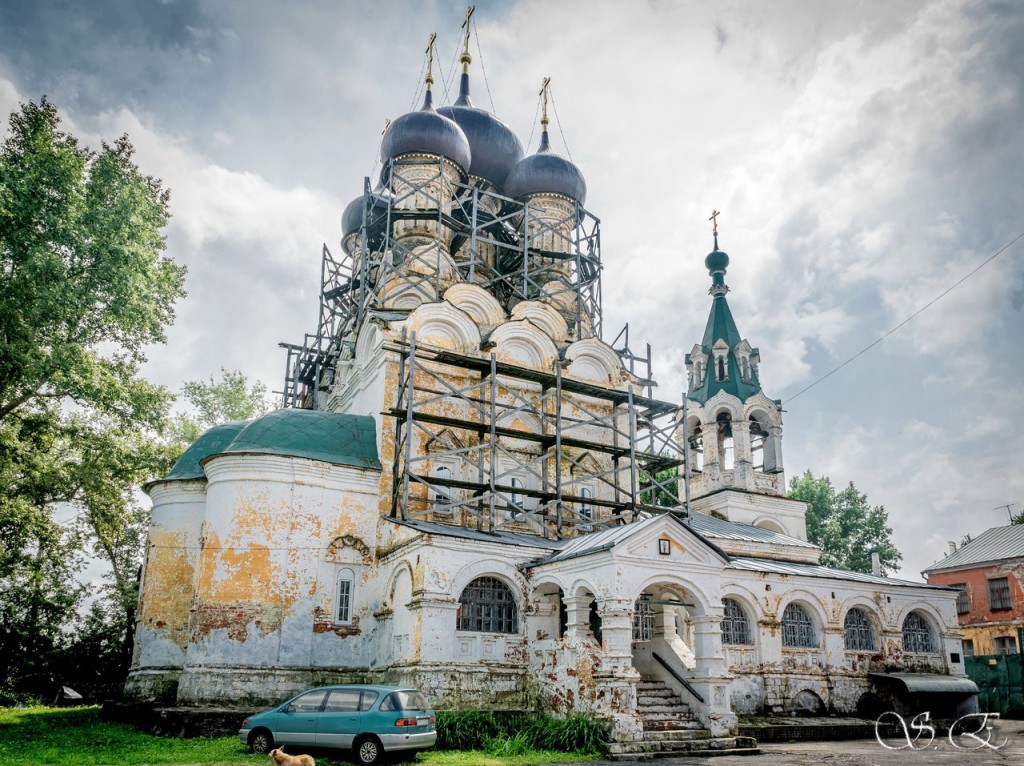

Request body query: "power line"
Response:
[786, 229, 1024, 404]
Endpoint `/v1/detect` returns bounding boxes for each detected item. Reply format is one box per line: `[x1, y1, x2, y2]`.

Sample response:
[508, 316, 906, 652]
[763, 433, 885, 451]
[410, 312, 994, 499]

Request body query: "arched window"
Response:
[689, 423, 704, 472]
[457, 576, 518, 633]
[781, 602, 816, 648]
[509, 477, 525, 519]
[844, 608, 876, 651]
[433, 465, 452, 511]
[902, 611, 935, 653]
[717, 356, 726, 381]
[579, 486, 593, 527]
[750, 419, 768, 471]
[717, 412, 734, 470]
[336, 567, 355, 624]
[721, 598, 752, 645]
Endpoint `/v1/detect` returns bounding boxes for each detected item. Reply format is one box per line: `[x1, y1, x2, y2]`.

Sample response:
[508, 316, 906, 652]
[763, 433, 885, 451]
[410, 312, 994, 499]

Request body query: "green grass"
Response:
[0, 707, 598, 766]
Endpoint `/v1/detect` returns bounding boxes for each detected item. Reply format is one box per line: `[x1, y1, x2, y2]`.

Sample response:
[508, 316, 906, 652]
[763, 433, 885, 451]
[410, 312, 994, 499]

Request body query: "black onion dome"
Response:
[341, 191, 389, 255]
[380, 90, 471, 172]
[504, 130, 586, 205]
[438, 73, 524, 191]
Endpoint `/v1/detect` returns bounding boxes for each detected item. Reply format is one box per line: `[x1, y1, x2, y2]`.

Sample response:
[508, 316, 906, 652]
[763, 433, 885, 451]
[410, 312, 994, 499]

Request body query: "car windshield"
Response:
[381, 690, 429, 712]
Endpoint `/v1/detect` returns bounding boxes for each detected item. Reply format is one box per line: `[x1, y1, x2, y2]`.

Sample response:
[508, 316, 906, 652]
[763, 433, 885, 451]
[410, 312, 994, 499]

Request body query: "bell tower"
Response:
[684, 220, 807, 539]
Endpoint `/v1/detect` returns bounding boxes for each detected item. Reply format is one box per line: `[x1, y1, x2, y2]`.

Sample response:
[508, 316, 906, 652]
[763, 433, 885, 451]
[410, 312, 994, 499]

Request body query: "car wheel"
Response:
[249, 729, 274, 754]
[354, 735, 382, 765]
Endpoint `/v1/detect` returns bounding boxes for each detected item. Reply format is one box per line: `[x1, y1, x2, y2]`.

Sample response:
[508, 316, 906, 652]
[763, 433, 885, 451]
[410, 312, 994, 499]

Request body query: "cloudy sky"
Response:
[1, 0, 1021, 581]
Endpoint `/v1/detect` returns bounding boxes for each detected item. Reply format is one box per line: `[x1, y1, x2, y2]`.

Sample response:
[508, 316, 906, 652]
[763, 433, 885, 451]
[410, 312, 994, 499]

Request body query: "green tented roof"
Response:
[162, 421, 249, 481]
[217, 409, 381, 470]
[701, 294, 743, 350]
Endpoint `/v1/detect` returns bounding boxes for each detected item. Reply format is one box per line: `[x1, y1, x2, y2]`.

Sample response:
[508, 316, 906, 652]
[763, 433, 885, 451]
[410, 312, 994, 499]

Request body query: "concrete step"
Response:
[641, 729, 713, 742]
[607, 735, 761, 760]
[642, 718, 703, 731]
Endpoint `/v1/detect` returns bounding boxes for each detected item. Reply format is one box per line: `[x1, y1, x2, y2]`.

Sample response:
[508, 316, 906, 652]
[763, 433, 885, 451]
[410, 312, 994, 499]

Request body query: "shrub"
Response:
[434, 710, 607, 754]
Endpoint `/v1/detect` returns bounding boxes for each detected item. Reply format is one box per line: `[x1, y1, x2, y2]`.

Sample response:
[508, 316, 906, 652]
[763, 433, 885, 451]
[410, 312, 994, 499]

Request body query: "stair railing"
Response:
[652, 651, 705, 704]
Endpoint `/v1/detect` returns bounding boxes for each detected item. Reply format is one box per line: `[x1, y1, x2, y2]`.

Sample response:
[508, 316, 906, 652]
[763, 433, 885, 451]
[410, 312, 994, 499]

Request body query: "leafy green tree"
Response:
[788, 471, 902, 575]
[171, 367, 271, 445]
[0, 99, 185, 700]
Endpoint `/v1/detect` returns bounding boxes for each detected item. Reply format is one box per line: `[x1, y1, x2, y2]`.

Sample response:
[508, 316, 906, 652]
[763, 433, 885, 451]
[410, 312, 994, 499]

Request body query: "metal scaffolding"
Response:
[279, 158, 603, 408]
[386, 331, 687, 539]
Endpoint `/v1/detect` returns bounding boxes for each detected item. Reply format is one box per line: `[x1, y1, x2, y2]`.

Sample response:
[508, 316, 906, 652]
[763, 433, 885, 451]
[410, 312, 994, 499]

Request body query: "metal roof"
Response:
[684, 512, 818, 549]
[728, 557, 945, 589]
[531, 515, 668, 565]
[390, 518, 565, 550]
[155, 421, 249, 484]
[869, 673, 979, 695]
[922, 524, 1024, 573]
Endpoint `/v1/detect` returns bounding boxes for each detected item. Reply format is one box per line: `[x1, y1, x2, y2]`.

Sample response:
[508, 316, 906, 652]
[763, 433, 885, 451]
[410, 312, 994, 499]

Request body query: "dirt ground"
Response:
[578, 717, 1024, 766]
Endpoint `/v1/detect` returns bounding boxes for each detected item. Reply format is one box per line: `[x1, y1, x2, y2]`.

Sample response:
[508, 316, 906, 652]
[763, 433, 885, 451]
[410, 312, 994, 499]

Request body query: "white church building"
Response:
[125, 27, 973, 751]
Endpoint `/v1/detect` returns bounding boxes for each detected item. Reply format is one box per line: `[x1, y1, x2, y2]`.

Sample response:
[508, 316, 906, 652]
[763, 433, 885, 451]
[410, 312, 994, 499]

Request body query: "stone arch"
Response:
[385, 561, 415, 609]
[569, 578, 602, 601]
[511, 300, 570, 344]
[895, 601, 946, 632]
[443, 283, 505, 329]
[789, 689, 826, 716]
[564, 337, 625, 385]
[633, 574, 713, 617]
[379, 275, 437, 310]
[841, 600, 883, 652]
[404, 302, 482, 354]
[898, 604, 944, 652]
[355, 322, 383, 364]
[776, 590, 829, 625]
[704, 391, 743, 422]
[326, 534, 373, 565]
[752, 516, 787, 535]
[489, 320, 559, 370]
[450, 558, 526, 601]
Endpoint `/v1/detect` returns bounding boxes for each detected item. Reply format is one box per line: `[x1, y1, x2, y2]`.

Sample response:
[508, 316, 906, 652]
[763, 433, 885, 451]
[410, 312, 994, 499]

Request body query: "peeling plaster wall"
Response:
[125, 480, 207, 703]
[175, 453, 381, 705]
[927, 560, 1024, 655]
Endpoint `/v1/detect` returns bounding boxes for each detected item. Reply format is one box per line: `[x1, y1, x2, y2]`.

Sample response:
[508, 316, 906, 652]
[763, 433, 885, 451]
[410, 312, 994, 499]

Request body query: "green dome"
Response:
[161, 421, 249, 483]
[216, 409, 381, 470]
[705, 248, 729, 273]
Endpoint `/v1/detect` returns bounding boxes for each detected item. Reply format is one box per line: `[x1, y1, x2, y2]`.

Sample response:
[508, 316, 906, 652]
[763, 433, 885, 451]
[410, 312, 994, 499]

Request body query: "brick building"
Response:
[924, 524, 1024, 656]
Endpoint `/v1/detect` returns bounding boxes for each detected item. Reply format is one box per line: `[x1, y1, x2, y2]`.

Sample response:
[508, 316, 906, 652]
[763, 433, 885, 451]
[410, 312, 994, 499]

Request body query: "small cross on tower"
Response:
[709, 209, 721, 237]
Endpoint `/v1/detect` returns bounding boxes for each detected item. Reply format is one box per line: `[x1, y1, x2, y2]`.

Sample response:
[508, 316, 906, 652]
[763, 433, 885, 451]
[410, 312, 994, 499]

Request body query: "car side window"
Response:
[323, 688, 360, 712]
[379, 693, 398, 712]
[289, 690, 328, 713]
[359, 691, 379, 712]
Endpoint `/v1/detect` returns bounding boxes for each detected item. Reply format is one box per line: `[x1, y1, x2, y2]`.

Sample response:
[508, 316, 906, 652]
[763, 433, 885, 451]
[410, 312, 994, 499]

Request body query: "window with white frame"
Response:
[721, 598, 752, 645]
[433, 465, 453, 512]
[843, 608, 876, 651]
[579, 486, 593, 527]
[902, 611, 935, 653]
[457, 576, 518, 633]
[509, 477, 525, 519]
[781, 602, 817, 648]
[995, 636, 1018, 655]
[336, 567, 355, 624]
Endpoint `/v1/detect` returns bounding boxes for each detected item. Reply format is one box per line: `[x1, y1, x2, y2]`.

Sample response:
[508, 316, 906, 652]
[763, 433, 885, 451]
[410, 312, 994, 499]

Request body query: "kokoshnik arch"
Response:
[126, 16, 976, 752]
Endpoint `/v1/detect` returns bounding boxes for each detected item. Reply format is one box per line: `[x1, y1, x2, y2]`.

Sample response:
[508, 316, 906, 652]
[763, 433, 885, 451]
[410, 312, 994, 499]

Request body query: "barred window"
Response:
[989, 578, 1012, 611]
[953, 583, 969, 615]
[632, 597, 654, 641]
[721, 598, 752, 645]
[457, 576, 518, 633]
[843, 608, 876, 651]
[336, 568, 355, 624]
[781, 603, 817, 648]
[902, 611, 935, 653]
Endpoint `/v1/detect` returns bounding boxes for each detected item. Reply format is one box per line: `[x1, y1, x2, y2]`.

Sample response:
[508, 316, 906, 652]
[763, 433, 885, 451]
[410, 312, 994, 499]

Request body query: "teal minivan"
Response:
[239, 684, 437, 765]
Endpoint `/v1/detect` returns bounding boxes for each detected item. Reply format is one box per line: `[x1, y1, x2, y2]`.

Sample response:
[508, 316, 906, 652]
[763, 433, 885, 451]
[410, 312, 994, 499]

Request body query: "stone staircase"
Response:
[605, 679, 761, 760]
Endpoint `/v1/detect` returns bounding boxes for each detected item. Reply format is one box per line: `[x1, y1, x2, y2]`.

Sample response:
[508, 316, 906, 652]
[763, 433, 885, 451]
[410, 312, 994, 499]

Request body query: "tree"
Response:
[0, 99, 186, 700]
[788, 471, 902, 576]
[171, 367, 271, 446]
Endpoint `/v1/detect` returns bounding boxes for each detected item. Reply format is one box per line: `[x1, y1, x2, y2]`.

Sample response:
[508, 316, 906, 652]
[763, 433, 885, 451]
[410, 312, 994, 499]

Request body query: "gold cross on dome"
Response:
[709, 209, 721, 237]
[425, 33, 437, 87]
[539, 77, 551, 128]
[381, 118, 391, 135]
[462, 6, 476, 64]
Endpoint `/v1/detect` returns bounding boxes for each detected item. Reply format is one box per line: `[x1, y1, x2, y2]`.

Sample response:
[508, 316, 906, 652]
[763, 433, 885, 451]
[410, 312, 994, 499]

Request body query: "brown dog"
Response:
[268, 746, 315, 766]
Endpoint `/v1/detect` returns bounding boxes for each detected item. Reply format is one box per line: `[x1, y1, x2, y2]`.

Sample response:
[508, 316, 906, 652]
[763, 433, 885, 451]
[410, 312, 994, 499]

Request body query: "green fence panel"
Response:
[964, 627, 1024, 716]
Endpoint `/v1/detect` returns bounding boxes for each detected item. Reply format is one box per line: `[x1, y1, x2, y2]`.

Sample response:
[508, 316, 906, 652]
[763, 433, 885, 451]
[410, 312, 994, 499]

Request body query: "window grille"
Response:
[843, 608, 876, 651]
[337, 568, 354, 623]
[995, 636, 1018, 655]
[457, 576, 518, 633]
[721, 598, 752, 645]
[632, 597, 654, 641]
[781, 602, 816, 648]
[902, 611, 935, 653]
[953, 583, 969, 614]
[988, 577, 1012, 611]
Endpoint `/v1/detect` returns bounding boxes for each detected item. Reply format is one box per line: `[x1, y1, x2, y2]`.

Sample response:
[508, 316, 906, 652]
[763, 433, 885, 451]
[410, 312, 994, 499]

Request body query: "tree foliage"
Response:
[170, 367, 271, 446]
[0, 99, 185, 701]
[788, 470, 902, 576]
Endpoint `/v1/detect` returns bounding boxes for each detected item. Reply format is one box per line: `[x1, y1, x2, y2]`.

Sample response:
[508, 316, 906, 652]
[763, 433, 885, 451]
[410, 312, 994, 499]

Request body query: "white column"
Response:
[689, 613, 737, 736]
